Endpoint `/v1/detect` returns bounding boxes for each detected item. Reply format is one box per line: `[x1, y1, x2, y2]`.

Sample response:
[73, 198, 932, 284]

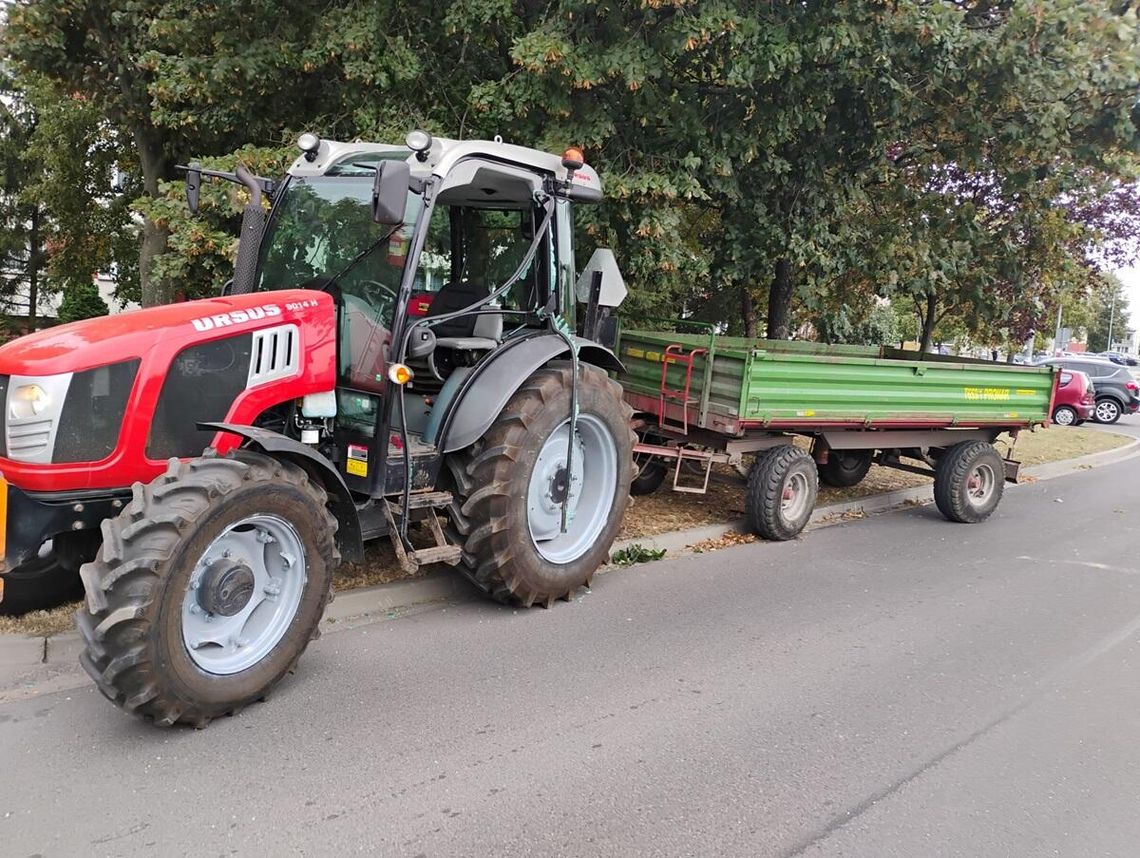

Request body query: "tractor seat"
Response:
[436, 311, 502, 351]
[427, 280, 502, 352]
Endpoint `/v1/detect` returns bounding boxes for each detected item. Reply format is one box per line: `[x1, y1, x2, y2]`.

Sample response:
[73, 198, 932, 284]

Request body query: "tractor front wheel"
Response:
[76, 450, 337, 727]
[445, 362, 633, 607]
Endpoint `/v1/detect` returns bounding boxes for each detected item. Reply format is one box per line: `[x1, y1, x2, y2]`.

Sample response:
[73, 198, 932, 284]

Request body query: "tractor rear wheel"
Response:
[76, 449, 337, 727]
[444, 362, 634, 607]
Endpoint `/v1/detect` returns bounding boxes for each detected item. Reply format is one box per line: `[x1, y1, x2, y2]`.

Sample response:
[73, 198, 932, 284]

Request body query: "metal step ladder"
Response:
[658, 343, 708, 434]
[383, 491, 464, 572]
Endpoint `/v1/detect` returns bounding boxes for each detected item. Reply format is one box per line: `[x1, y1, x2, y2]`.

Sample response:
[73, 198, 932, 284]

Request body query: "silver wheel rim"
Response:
[1054, 407, 1075, 426]
[966, 463, 996, 508]
[527, 413, 618, 564]
[181, 514, 307, 675]
[1096, 401, 1118, 422]
[781, 471, 811, 521]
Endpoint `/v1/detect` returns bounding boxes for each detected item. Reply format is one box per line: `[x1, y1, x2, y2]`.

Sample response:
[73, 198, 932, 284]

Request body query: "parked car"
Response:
[1038, 357, 1140, 423]
[1051, 369, 1095, 426]
[1100, 352, 1139, 367]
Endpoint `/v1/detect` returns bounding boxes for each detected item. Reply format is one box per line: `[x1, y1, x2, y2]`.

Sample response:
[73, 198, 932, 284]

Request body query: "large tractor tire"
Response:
[933, 440, 1004, 524]
[76, 449, 337, 727]
[444, 362, 634, 607]
[745, 445, 818, 541]
[0, 532, 100, 616]
[816, 448, 874, 488]
[0, 554, 83, 616]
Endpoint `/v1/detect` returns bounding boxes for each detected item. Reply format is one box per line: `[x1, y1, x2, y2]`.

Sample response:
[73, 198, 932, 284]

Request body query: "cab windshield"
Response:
[258, 173, 422, 318]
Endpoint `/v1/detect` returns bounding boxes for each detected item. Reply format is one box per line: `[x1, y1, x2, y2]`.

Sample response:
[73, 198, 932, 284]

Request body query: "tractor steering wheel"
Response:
[358, 279, 399, 307]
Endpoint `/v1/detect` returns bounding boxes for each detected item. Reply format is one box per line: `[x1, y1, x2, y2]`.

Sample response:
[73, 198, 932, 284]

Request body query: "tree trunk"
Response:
[918, 293, 938, 357]
[741, 283, 757, 339]
[134, 129, 171, 307]
[27, 205, 40, 330]
[766, 257, 793, 340]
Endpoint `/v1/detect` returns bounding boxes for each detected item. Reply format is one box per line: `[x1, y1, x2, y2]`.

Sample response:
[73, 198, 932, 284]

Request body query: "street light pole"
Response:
[1107, 290, 1116, 351]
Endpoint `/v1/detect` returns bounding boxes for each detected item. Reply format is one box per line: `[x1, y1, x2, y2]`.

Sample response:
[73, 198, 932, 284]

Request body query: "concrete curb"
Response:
[3, 430, 1137, 673]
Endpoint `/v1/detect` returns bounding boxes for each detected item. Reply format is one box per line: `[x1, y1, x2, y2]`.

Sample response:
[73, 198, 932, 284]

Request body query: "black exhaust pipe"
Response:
[231, 165, 266, 296]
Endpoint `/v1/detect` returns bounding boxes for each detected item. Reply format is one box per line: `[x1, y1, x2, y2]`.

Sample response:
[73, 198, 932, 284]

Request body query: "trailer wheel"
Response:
[76, 450, 337, 727]
[933, 441, 1004, 524]
[444, 362, 634, 607]
[631, 460, 667, 496]
[817, 449, 874, 488]
[745, 445, 818, 541]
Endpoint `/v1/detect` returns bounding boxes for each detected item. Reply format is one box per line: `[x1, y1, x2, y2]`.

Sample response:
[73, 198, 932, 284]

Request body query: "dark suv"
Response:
[1040, 357, 1140, 423]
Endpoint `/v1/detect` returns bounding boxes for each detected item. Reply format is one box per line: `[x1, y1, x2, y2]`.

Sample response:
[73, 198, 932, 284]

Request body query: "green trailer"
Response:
[616, 323, 1058, 540]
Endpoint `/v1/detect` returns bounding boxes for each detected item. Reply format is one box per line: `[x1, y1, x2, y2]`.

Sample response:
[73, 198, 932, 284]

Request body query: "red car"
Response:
[1052, 369, 1095, 426]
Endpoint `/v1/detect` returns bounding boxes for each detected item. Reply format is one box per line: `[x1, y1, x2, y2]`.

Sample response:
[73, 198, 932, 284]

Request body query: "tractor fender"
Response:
[434, 334, 625, 454]
[199, 422, 364, 563]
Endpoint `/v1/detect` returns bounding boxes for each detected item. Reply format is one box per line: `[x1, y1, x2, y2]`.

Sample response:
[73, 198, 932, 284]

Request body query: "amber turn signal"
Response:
[388, 363, 414, 385]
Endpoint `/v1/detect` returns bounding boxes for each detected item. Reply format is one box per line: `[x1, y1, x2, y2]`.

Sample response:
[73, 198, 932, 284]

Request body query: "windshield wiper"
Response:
[324, 224, 401, 288]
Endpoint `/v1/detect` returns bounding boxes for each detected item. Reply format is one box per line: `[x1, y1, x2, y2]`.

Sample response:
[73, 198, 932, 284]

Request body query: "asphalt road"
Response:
[2, 423, 1139, 857]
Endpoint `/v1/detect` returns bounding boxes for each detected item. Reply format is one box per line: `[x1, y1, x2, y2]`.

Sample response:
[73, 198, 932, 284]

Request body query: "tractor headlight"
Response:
[10, 384, 50, 420]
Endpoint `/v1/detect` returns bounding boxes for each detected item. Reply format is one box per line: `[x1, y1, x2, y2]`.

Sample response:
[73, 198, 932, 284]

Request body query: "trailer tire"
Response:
[745, 445, 818, 541]
[631, 460, 667, 496]
[817, 449, 874, 488]
[933, 441, 1004, 524]
[76, 450, 337, 728]
[443, 362, 634, 607]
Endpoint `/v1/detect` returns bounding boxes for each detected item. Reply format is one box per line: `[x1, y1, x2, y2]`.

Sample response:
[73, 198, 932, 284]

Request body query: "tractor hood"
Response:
[0, 290, 330, 376]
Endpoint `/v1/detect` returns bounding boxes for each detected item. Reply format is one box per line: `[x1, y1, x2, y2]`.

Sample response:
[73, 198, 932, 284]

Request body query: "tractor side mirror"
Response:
[186, 163, 201, 214]
[407, 326, 436, 360]
[371, 160, 411, 225]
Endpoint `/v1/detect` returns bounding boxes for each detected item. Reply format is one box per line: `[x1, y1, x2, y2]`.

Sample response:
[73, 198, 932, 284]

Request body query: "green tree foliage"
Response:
[4, 0, 1139, 355]
[57, 280, 108, 322]
[0, 70, 46, 327]
[1086, 274, 1131, 353]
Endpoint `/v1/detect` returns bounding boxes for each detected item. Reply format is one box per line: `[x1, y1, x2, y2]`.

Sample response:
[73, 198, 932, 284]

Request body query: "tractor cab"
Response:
[231, 135, 616, 532]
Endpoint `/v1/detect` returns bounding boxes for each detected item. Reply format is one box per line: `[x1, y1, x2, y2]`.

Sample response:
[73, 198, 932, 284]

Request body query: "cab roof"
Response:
[287, 135, 603, 199]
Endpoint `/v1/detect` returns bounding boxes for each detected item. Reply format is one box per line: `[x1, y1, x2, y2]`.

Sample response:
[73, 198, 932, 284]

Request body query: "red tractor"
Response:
[0, 131, 634, 726]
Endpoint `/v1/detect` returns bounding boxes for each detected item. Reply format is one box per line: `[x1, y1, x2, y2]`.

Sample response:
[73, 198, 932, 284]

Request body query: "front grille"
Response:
[54, 360, 140, 463]
[248, 325, 300, 386]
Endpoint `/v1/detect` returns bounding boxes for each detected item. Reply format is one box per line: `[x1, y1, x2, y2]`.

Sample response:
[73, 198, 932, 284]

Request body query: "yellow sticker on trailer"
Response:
[346, 459, 367, 477]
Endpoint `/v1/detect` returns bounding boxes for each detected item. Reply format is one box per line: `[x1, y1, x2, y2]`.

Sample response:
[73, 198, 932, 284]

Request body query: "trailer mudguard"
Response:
[433, 334, 624, 454]
[199, 422, 364, 562]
